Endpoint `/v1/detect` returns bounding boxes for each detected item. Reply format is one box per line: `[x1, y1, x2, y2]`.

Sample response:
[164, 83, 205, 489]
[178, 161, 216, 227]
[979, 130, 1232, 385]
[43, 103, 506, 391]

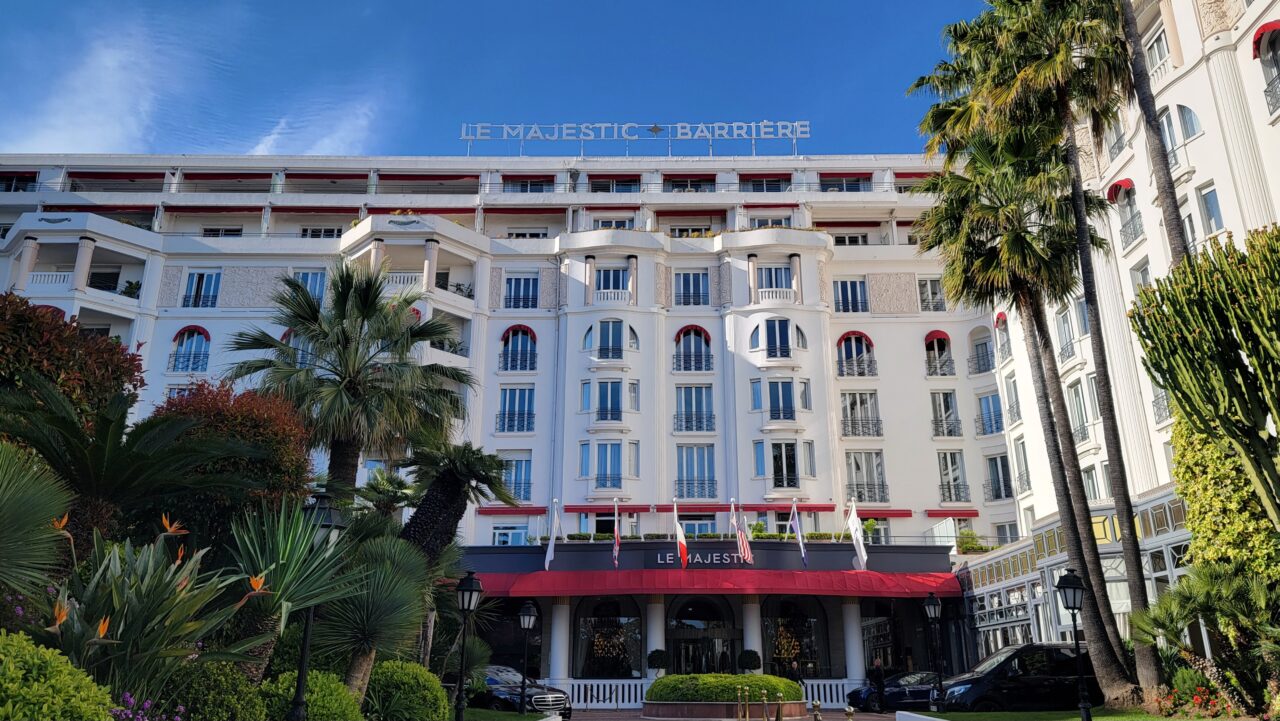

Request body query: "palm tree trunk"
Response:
[327, 436, 362, 502]
[1017, 293, 1137, 705]
[1057, 89, 1162, 691]
[1119, 0, 1189, 266]
[237, 610, 280, 683]
[401, 483, 469, 561]
[345, 647, 377, 703]
[420, 609, 438, 670]
[70, 496, 120, 560]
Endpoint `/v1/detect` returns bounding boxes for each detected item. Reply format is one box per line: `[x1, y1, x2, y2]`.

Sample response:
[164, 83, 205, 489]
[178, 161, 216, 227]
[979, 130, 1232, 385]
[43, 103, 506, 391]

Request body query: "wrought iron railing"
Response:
[673, 353, 713, 371]
[768, 408, 797, 421]
[926, 357, 955, 376]
[939, 482, 971, 503]
[1072, 424, 1089, 443]
[985, 477, 1016, 501]
[932, 418, 963, 437]
[765, 345, 792, 359]
[848, 483, 890, 503]
[1007, 401, 1022, 423]
[595, 474, 622, 489]
[1108, 133, 1126, 161]
[1267, 74, 1280, 115]
[968, 352, 995, 374]
[495, 412, 535, 433]
[167, 352, 209, 373]
[771, 474, 800, 489]
[998, 338, 1012, 359]
[498, 351, 537, 371]
[675, 478, 716, 499]
[841, 418, 883, 437]
[834, 299, 869, 312]
[975, 412, 1005, 436]
[674, 292, 710, 306]
[503, 294, 538, 309]
[1152, 389, 1172, 423]
[596, 408, 622, 422]
[1059, 341, 1076, 362]
[1119, 213, 1145, 249]
[597, 345, 623, 360]
[673, 413, 716, 432]
[1015, 471, 1031, 494]
[920, 297, 947, 312]
[182, 294, 218, 308]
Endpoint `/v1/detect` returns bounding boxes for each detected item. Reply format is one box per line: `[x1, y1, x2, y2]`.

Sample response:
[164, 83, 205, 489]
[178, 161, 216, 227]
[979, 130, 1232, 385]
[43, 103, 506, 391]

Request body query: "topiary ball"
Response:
[260, 670, 362, 721]
[364, 660, 449, 721]
[0, 629, 113, 721]
[169, 661, 267, 721]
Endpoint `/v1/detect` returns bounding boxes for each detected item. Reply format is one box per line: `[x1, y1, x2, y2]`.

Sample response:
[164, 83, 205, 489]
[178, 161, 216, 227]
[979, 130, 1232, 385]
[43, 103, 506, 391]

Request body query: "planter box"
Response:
[641, 700, 807, 720]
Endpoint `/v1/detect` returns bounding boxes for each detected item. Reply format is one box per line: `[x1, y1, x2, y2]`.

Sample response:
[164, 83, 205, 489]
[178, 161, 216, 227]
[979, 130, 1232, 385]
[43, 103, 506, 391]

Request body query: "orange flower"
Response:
[51, 513, 69, 530]
[161, 513, 188, 536]
[175, 545, 186, 565]
[249, 575, 266, 592]
[97, 616, 110, 638]
[51, 601, 68, 628]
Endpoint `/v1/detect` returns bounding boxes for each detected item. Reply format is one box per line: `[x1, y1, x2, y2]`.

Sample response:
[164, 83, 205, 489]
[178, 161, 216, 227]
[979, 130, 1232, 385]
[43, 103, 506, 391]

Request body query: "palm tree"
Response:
[0, 443, 71, 592]
[0, 376, 258, 555]
[357, 468, 423, 518]
[914, 125, 1137, 702]
[400, 440, 515, 562]
[227, 261, 472, 501]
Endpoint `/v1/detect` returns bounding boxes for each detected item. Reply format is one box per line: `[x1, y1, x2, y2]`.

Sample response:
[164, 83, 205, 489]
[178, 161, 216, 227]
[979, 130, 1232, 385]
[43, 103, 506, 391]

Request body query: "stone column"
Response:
[548, 597, 572, 685]
[423, 239, 440, 292]
[842, 599, 867, 684]
[474, 207, 485, 234]
[788, 253, 802, 304]
[260, 206, 272, 235]
[1159, 0, 1184, 67]
[746, 254, 758, 305]
[627, 255, 638, 305]
[1204, 34, 1277, 228]
[742, 595, 763, 674]
[645, 595, 665, 678]
[370, 238, 386, 272]
[474, 255, 492, 309]
[72, 237, 95, 292]
[584, 255, 596, 306]
[12, 238, 38, 291]
[138, 252, 165, 310]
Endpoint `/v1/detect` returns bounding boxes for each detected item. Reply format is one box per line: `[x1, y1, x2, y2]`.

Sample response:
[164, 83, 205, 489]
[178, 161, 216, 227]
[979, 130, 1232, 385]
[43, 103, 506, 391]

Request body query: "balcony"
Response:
[1058, 341, 1076, 362]
[1108, 133, 1126, 161]
[975, 412, 1005, 436]
[503, 294, 539, 309]
[770, 474, 799, 489]
[1149, 55, 1170, 84]
[939, 482, 971, 503]
[841, 418, 883, 437]
[596, 408, 622, 422]
[28, 271, 72, 290]
[848, 483, 890, 503]
[925, 357, 955, 377]
[834, 299, 869, 313]
[428, 339, 469, 358]
[998, 338, 1012, 359]
[765, 345, 792, 359]
[968, 352, 995, 374]
[1015, 471, 1031, 494]
[1268, 74, 1280, 115]
[675, 478, 717, 499]
[768, 408, 797, 421]
[1152, 389, 1171, 423]
[595, 474, 622, 490]
[596, 345, 624, 360]
[674, 292, 710, 306]
[1119, 213, 1145, 250]
[673, 353, 713, 372]
[985, 477, 1016, 502]
[167, 352, 209, 373]
[757, 288, 795, 303]
[182, 294, 219, 308]
[498, 351, 537, 372]
[436, 278, 475, 300]
[1072, 424, 1089, 443]
[836, 357, 878, 377]
[384, 272, 423, 293]
[1007, 401, 1022, 424]
[495, 412, 535, 433]
[920, 298, 946, 312]
[594, 289, 631, 304]
[932, 418, 963, 437]
[673, 412, 716, 432]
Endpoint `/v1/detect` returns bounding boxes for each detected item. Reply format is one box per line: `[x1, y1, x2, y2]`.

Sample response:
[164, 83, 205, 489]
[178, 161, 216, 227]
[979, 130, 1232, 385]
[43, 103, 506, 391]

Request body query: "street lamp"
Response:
[455, 571, 485, 721]
[923, 592, 943, 712]
[286, 491, 347, 721]
[1055, 569, 1093, 721]
[518, 601, 538, 715]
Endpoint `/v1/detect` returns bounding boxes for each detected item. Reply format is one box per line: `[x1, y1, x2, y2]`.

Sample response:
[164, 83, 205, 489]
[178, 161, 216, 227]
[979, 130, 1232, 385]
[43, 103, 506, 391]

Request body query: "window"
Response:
[594, 217, 634, 229]
[1086, 373, 1100, 420]
[757, 265, 792, 289]
[740, 177, 788, 192]
[1177, 105, 1201, 139]
[803, 440, 816, 476]
[628, 380, 640, 411]
[1014, 437, 1029, 486]
[201, 226, 242, 238]
[503, 178, 550, 193]
[832, 278, 868, 312]
[753, 440, 766, 476]
[590, 178, 639, 193]
[978, 392, 1003, 434]
[300, 226, 343, 239]
[507, 227, 549, 239]
[294, 270, 326, 302]
[750, 216, 790, 228]
[675, 385, 714, 431]
[597, 380, 622, 421]
[165, 385, 196, 399]
[1075, 297, 1090, 336]
[761, 318, 792, 358]
[1263, 30, 1280, 112]
[665, 177, 714, 192]
[1180, 204, 1198, 250]
[493, 524, 529, 546]
[846, 451, 887, 502]
[918, 278, 945, 311]
[833, 233, 869, 246]
[926, 335, 953, 376]
[596, 441, 622, 488]
[500, 326, 536, 371]
[821, 177, 867, 192]
[502, 452, 532, 502]
[629, 440, 640, 477]
[931, 391, 960, 435]
[1146, 28, 1170, 69]
[680, 515, 716, 536]
[768, 380, 795, 420]
[596, 267, 628, 291]
[1131, 259, 1153, 291]
[770, 441, 800, 487]
[497, 386, 535, 432]
[1067, 381, 1088, 440]
[580, 381, 591, 412]
[674, 326, 712, 371]
[598, 319, 623, 358]
[676, 445, 716, 499]
[799, 379, 811, 410]
[938, 451, 967, 500]
[987, 455, 1013, 500]
[504, 274, 539, 308]
[750, 379, 762, 411]
[995, 522, 1019, 545]
[579, 442, 590, 477]
[1158, 108, 1179, 166]
[1082, 466, 1103, 502]
[1198, 185, 1224, 235]
[841, 391, 880, 436]
[836, 332, 875, 376]
[669, 226, 712, 238]
[866, 519, 890, 545]
[674, 270, 710, 306]
[183, 271, 222, 308]
[1056, 308, 1074, 353]
[170, 328, 210, 373]
[1103, 121, 1126, 161]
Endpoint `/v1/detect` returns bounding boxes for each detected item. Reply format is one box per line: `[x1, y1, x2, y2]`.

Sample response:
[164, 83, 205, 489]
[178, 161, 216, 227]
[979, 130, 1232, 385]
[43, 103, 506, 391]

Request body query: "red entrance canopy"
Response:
[477, 569, 961, 598]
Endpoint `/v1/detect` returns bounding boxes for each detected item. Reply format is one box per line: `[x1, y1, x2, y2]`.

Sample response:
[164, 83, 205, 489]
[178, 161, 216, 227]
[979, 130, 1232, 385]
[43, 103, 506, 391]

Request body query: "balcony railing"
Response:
[985, 477, 1016, 502]
[594, 289, 631, 303]
[841, 418, 883, 437]
[768, 407, 797, 421]
[968, 352, 995, 374]
[1149, 55, 1170, 83]
[925, 357, 955, 376]
[836, 357, 878, 377]
[932, 418, 963, 437]
[503, 294, 539, 309]
[1152, 389, 1172, 423]
[975, 412, 1005, 436]
[1119, 213, 1145, 249]
[675, 478, 716, 499]
[1059, 341, 1076, 362]
[182, 294, 218, 308]
[674, 292, 710, 306]
[385, 272, 423, 291]
[1007, 401, 1022, 424]
[28, 271, 72, 288]
[495, 412, 535, 433]
[498, 351, 537, 371]
[167, 352, 209, 373]
[1015, 471, 1031, 494]
[920, 298, 946, 312]
[998, 338, 1012, 359]
[673, 353, 713, 371]
[1267, 74, 1280, 115]
[834, 299, 869, 313]
[596, 345, 623, 360]
[771, 474, 800, 489]
[673, 412, 716, 432]
[939, 482, 971, 503]
[765, 345, 792, 359]
[1108, 133, 1126, 161]
[758, 288, 795, 302]
[428, 340, 469, 358]
[595, 408, 622, 422]
[848, 483, 890, 503]
[1072, 424, 1089, 443]
[595, 474, 622, 489]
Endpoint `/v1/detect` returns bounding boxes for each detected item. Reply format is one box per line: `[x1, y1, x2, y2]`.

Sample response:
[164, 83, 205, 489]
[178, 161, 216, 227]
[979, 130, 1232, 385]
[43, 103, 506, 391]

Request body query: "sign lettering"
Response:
[461, 121, 811, 142]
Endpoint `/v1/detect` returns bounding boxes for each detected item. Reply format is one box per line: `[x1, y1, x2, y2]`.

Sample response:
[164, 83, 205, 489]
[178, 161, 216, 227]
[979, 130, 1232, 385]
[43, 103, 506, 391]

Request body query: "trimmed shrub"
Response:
[364, 660, 448, 721]
[645, 673, 802, 703]
[647, 649, 669, 670]
[0, 629, 113, 721]
[261, 670, 362, 721]
[804, 532, 833, 541]
[737, 650, 762, 672]
[169, 661, 266, 721]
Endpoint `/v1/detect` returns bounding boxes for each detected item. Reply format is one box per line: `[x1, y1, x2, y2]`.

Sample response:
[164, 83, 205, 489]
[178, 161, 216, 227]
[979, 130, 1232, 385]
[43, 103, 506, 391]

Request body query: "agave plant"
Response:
[0, 443, 71, 592]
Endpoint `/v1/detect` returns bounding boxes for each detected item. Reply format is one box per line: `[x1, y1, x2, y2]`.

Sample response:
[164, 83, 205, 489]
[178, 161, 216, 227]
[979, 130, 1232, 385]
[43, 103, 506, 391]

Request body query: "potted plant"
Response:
[737, 649, 762, 673]
[647, 649, 669, 678]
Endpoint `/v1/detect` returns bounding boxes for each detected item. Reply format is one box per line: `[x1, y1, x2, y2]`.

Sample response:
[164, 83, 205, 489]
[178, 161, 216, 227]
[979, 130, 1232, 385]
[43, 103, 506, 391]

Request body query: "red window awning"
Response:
[1253, 20, 1280, 58]
[925, 509, 980, 518]
[501, 174, 556, 182]
[502, 324, 537, 343]
[563, 504, 655, 514]
[589, 174, 642, 181]
[379, 173, 480, 181]
[861, 509, 914, 518]
[894, 172, 937, 179]
[994, 311, 1008, 328]
[837, 330, 872, 347]
[476, 569, 961, 599]
[173, 325, 210, 342]
[485, 207, 566, 215]
[925, 330, 950, 344]
[655, 209, 727, 218]
[674, 324, 711, 342]
[895, 220, 917, 227]
[272, 206, 361, 214]
[285, 172, 368, 180]
[1106, 178, 1134, 203]
[663, 173, 717, 181]
[67, 171, 165, 180]
[165, 205, 263, 214]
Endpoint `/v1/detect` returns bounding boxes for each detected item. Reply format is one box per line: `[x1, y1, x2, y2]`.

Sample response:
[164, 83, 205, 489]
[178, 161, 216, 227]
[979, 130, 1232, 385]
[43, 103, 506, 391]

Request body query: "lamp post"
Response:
[1055, 569, 1093, 721]
[923, 592, 943, 712]
[518, 600, 538, 715]
[455, 571, 485, 721]
[286, 491, 347, 721]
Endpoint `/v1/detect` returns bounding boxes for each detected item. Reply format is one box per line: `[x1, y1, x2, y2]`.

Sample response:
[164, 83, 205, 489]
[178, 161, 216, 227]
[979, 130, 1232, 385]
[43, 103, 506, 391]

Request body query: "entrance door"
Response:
[667, 598, 740, 675]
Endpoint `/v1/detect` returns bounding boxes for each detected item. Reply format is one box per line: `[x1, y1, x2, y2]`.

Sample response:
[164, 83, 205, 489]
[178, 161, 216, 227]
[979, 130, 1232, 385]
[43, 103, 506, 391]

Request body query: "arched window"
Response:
[836, 331, 875, 377]
[995, 312, 1011, 357]
[969, 329, 995, 374]
[501, 325, 537, 371]
[1253, 21, 1280, 86]
[674, 325, 712, 371]
[1176, 105, 1201, 139]
[925, 330, 954, 376]
[170, 326, 210, 373]
[628, 325, 640, 351]
[666, 596, 737, 674]
[573, 596, 642, 679]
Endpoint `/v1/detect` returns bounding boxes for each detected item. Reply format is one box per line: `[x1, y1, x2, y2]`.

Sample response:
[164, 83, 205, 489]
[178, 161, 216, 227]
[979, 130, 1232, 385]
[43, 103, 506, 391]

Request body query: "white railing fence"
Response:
[758, 287, 796, 302]
[594, 289, 631, 303]
[804, 679, 859, 708]
[29, 272, 72, 287]
[563, 679, 650, 709]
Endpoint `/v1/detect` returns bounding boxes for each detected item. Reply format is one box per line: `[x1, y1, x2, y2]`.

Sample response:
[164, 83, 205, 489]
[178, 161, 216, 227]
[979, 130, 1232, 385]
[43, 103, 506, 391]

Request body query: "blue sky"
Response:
[0, 0, 986, 157]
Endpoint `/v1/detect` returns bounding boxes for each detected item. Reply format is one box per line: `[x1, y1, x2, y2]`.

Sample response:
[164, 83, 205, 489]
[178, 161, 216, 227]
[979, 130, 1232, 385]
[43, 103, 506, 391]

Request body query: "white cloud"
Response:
[305, 101, 375, 155]
[249, 118, 289, 155]
[247, 100, 377, 156]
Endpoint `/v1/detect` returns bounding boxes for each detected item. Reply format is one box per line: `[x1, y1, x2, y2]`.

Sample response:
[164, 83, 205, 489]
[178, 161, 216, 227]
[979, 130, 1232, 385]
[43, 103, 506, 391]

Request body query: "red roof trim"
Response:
[655, 209, 727, 218]
[41, 205, 156, 213]
[181, 172, 272, 180]
[378, 173, 480, 181]
[738, 173, 791, 181]
[477, 506, 547, 516]
[477, 569, 962, 598]
[742, 203, 798, 209]
[819, 172, 873, 179]
[815, 221, 882, 229]
[656, 504, 730, 513]
[895, 220, 917, 227]
[365, 207, 474, 215]
[662, 173, 717, 180]
[1, 171, 39, 178]
[502, 324, 537, 343]
[500, 174, 556, 182]
[739, 503, 837, 513]
[1253, 20, 1280, 58]
[589, 174, 642, 181]
[1106, 178, 1135, 203]
[674, 324, 711, 343]
[485, 207, 566, 215]
[924, 330, 950, 344]
[285, 172, 368, 180]
[67, 171, 165, 180]
[862, 509, 914, 518]
[563, 504, 654, 514]
[925, 509, 980, 518]
[173, 325, 210, 342]
[894, 172, 937, 179]
[836, 330, 872, 347]
[271, 206, 361, 214]
[165, 205, 263, 214]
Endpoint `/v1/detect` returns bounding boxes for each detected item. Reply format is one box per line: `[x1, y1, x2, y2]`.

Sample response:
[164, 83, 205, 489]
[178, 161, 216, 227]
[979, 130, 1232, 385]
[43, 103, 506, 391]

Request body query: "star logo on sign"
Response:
[648, 125, 665, 136]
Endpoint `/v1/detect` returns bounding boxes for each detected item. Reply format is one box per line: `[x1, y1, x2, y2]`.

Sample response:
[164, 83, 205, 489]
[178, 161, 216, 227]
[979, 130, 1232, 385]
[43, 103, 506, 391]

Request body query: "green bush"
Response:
[643, 533, 670, 540]
[265, 620, 347, 679]
[645, 673, 802, 703]
[737, 650, 761, 671]
[804, 532, 833, 541]
[364, 660, 448, 721]
[1169, 666, 1212, 705]
[169, 661, 266, 721]
[261, 670, 362, 721]
[0, 630, 113, 721]
[647, 649, 669, 670]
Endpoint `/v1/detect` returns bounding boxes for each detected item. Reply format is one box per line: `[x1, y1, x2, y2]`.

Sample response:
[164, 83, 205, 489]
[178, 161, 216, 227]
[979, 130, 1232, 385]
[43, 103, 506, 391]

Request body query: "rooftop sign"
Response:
[460, 120, 811, 142]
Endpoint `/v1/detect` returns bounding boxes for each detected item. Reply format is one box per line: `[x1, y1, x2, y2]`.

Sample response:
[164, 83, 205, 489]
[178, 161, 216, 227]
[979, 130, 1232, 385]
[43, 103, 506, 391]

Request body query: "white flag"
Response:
[847, 503, 869, 571]
[544, 500, 563, 571]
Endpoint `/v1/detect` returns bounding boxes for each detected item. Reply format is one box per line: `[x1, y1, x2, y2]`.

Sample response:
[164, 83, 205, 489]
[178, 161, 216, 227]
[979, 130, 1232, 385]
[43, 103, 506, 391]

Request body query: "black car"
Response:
[846, 671, 941, 713]
[942, 643, 1103, 713]
[468, 665, 571, 715]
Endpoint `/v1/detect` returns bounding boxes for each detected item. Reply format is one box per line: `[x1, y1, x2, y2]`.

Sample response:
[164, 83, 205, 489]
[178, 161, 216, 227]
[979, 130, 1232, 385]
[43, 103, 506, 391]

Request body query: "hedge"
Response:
[0, 630, 113, 721]
[260, 671, 362, 721]
[169, 661, 267, 721]
[364, 660, 448, 721]
[645, 674, 803, 703]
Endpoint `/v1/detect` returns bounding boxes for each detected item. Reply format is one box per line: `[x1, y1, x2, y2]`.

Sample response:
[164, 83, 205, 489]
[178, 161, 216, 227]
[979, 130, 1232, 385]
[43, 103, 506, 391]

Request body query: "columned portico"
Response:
[423, 238, 439, 292]
[645, 594, 664, 678]
[842, 599, 867, 685]
[742, 594, 763, 674]
[72, 236, 95, 292]
[548, 596, 571, 687]
[12, 237, 38, 291]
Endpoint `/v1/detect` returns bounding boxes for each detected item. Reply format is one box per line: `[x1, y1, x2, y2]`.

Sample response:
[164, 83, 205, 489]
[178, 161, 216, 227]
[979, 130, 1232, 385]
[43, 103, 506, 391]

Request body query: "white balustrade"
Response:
[594, 289, 631, 304]
[1149, 56, 1170, 84]
[384, 272, 423, 291]
[564, 679, 650, 709]
[758, 287, 796, 302]
[28, 272, 72, 288]
[803, 679, 860, 708]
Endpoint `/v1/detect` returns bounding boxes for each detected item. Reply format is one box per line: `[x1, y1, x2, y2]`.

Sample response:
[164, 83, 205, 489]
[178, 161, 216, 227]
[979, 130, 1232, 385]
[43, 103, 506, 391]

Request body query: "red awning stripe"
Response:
[67, 171, 165, 180]
[924, 330, 950, 344]
[165, 205, 263, 214]
[563, 504, 654, 514]
[925, 509, 980, 518]
[477, 506, 548, 516]
[894, 172, 937, 179]
[271, 206, 361, 214]
[477, 569, 961, 598]
[861, 509, 914, 518]
[815, 221, 883, 229]
[663, 173, 717, 181]
[365, 207, 474, 215]
[895, 220, 917, 227]
[674, 324, 711, 342]
[654, 209, 727, 218]
[819, 172, 873, 179]
[738, 173, 791, 181]
[1253, 20, 1280, 58]
[285, 172, 368, 180]
[378, 174, 480, 181]
[994, 311, 1008, 327]
[485, 207, 566, 215]
[836, 330, 872, 347]
[500, 174, 556, 182]
[739, 503, 836, 513]
[181, 172, 273, 180]
[2, 171, 39, 178]
[41, 205, 156, 213]
[589, 174, 642, 181]
[1106, 178, 1135, 203]
[502, 324, 537, 343]
[173, 325, 210, 342]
